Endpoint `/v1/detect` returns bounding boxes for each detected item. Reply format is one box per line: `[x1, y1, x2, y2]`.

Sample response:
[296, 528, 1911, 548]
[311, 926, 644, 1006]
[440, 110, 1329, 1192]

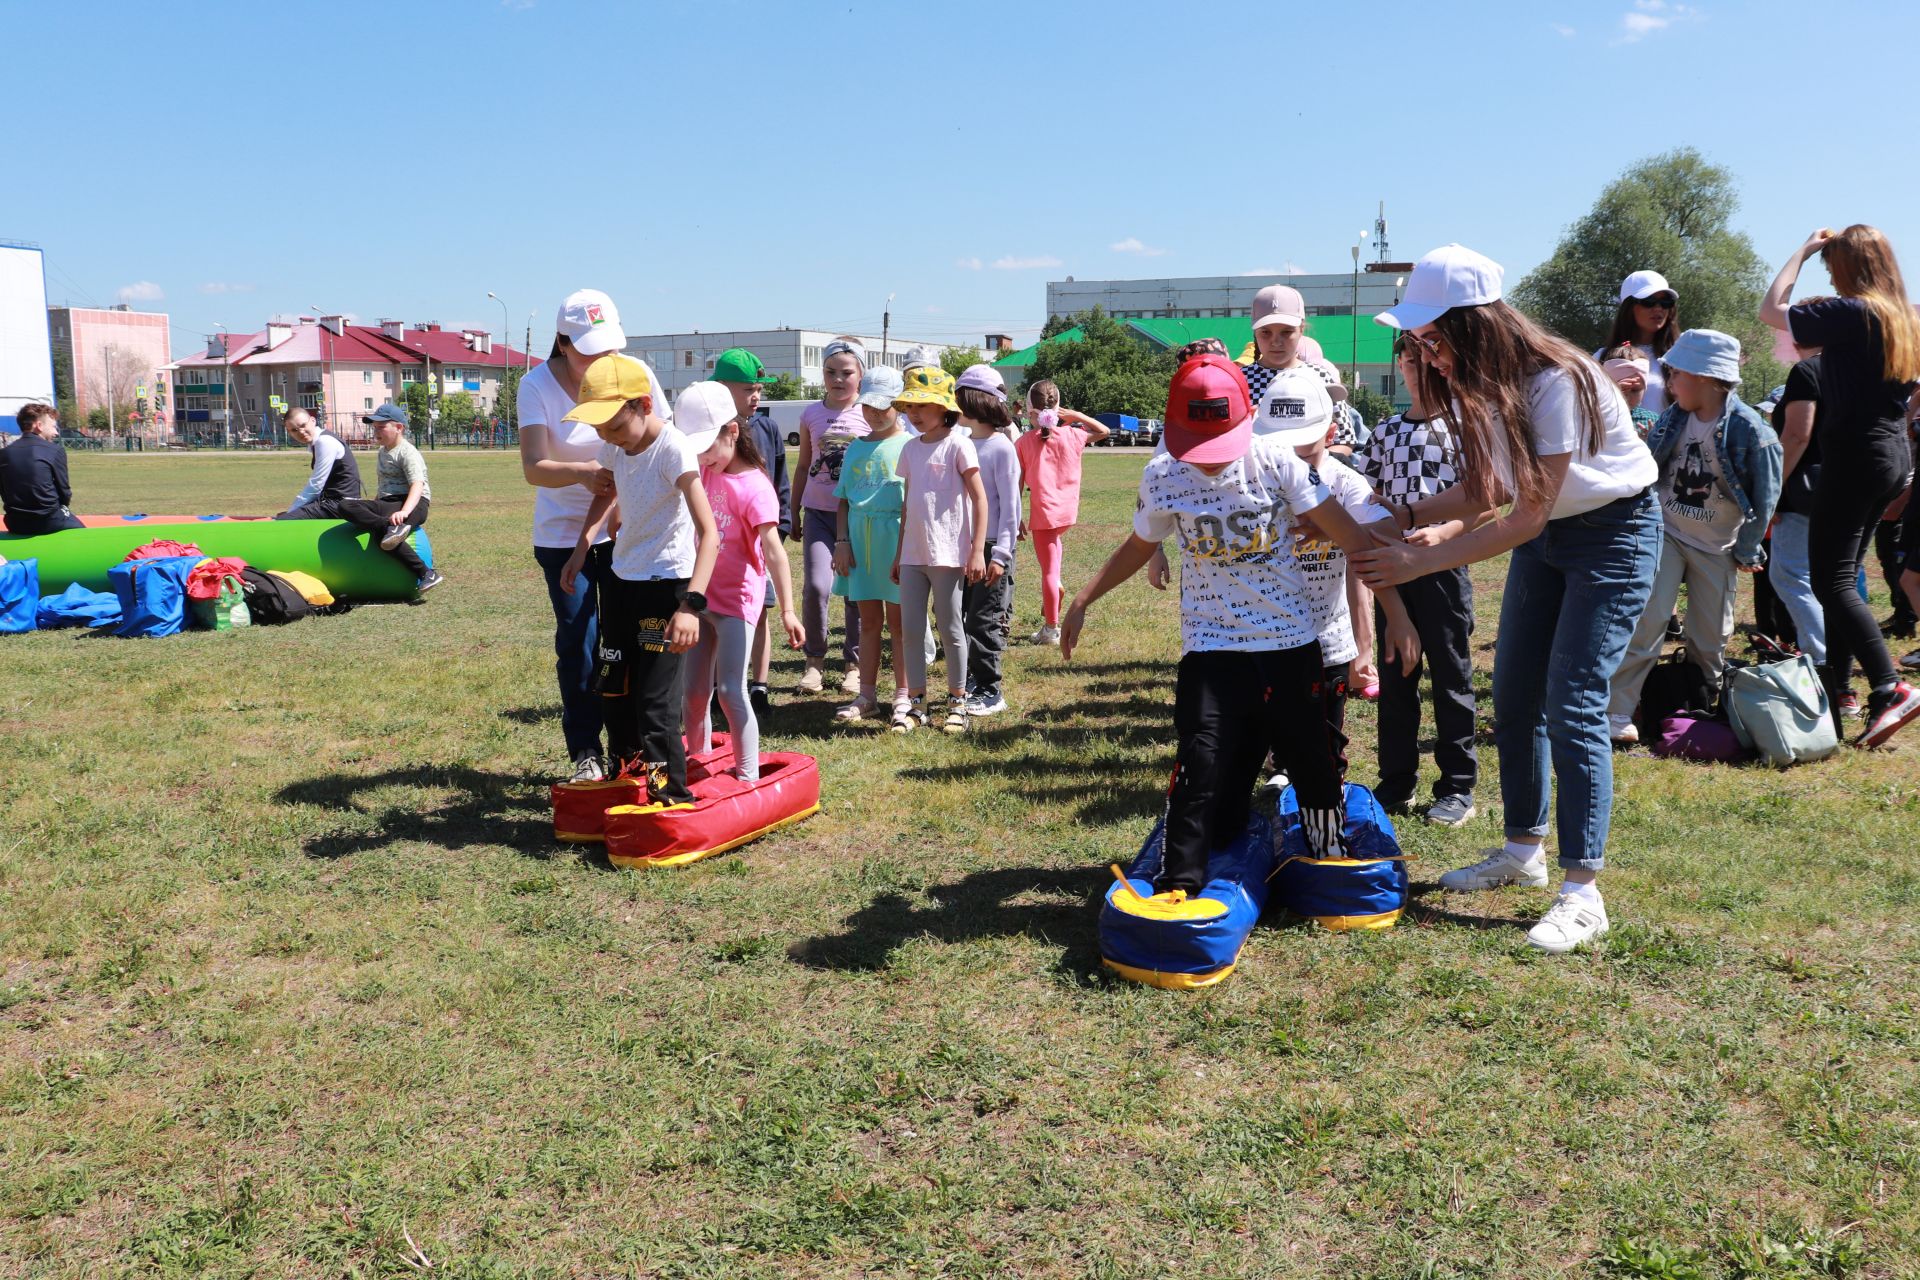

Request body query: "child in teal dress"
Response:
[832, 368, 911, 721]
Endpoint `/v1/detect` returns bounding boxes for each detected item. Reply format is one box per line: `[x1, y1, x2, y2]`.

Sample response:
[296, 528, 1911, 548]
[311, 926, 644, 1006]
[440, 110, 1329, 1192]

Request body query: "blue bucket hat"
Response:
[1661, 329, 1742, 384]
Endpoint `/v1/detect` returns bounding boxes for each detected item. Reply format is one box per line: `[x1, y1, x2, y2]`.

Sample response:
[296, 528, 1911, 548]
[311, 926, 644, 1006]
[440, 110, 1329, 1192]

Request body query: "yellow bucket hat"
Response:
[892, 365, 958, 412]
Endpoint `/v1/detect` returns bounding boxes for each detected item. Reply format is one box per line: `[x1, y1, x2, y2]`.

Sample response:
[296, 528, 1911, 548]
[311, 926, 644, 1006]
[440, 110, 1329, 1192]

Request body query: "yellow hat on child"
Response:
[564, 354, 652, 426]
[892, 365, 958, 412]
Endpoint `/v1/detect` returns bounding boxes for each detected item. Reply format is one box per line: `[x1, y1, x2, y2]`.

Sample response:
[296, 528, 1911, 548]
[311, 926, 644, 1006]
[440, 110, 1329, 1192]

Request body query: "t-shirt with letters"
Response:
[1133, 433, 1330, 654]
[1290, 455, 1390, 666]
[599, 426, 699, 582]
[1659, 413, 1743, 554]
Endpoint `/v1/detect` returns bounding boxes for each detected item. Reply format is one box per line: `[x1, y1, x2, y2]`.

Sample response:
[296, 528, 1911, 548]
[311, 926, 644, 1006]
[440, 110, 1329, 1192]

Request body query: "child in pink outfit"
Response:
[1014, 379, 1109, 644]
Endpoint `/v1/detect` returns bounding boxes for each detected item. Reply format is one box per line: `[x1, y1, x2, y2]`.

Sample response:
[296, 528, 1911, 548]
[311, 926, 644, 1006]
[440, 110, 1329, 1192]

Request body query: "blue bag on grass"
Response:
[109, 555, 202, 638]
[1, 558, 40, 633]
[36, 582, 122, 630]
[1270, 783, 1409, 930]
[1100, 807, 1277, 990]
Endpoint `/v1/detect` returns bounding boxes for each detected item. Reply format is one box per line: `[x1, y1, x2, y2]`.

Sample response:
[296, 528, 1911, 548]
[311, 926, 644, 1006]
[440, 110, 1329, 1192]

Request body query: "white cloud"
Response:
[1110, 236, 1167, 257]
[116, 280, 163, 303]
[198, 281, 255, 295]
[1239, 267, 1282, 277]
[1551, 22, 1577, 36]
[1618, 0, 1699, 41]
[991, 255, 1063, 271]
[955, 256, 983, 271]
[1239, 259, 1305, 277]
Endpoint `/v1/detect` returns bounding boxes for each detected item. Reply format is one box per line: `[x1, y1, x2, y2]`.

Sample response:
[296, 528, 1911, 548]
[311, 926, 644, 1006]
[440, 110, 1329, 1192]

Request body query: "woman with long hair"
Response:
[517, 289, 671, 782]
[1353, 245, 1659, 954]
[1597, 270, 1679, 414]
[1760, 225, 1920, 745]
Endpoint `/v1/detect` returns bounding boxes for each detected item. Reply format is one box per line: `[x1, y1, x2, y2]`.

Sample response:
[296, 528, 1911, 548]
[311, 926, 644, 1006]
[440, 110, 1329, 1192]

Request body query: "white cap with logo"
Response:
[556, 288, 627, 356]
[1252, 366, 1335, 446]
[1374, 244, 1505, 331]
[1252, 284, 1307, 330]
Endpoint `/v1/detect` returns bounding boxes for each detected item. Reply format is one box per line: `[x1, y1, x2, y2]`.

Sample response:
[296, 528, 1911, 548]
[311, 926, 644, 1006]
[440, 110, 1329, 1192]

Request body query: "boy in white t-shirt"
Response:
[1255, 370, 1408, 786]
[1061, 354, 1420, 905]
[559, 356, 720, 804]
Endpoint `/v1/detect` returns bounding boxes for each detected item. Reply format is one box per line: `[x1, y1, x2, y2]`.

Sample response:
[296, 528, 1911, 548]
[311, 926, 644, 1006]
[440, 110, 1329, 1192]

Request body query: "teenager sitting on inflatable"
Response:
[0, 403, 83, 535]
[274, 408, 363, 520]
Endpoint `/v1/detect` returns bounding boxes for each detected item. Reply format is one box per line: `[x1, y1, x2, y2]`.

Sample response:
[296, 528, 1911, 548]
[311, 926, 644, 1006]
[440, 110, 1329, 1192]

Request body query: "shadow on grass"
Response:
[275, 765, 564, 861]
[1403, 883, 1536, 930]
[498, 705, 562, 726]
[789, 863, 1110, 979]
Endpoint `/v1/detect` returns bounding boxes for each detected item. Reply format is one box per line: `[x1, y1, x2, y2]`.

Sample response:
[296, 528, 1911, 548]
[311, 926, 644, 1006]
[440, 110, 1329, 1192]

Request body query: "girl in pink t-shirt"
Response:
[1013, 379, 1109, 644]
[685, 421, 805, 780]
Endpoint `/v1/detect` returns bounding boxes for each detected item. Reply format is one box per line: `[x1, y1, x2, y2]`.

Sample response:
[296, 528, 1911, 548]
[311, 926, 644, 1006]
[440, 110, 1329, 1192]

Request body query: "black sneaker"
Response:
[1882, 613, 1917, 640]
[416, 569, 444, 594]
[1424, 794, 1477, 827]
[749, 683, 772, 718]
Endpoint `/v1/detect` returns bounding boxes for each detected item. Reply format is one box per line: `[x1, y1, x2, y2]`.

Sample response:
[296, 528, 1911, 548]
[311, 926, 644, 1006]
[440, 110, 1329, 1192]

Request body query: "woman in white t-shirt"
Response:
[518, 288, 671, 783]
[1593, 270, 1678, 414]
[1353, 245, 1660, 956]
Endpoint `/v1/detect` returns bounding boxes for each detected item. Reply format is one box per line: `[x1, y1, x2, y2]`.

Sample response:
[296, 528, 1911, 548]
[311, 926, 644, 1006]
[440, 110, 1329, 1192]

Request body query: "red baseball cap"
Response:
[1163, 354, 1253, 464]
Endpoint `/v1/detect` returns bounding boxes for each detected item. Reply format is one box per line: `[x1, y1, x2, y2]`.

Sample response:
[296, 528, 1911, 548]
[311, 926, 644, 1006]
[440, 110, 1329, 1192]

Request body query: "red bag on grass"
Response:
[124, 539, 203, 563]
[186, 557, 249, 600]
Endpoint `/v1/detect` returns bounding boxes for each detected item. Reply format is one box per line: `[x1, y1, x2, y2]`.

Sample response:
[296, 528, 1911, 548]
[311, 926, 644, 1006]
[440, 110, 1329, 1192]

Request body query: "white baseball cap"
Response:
[1619, 270, 1675, 303]
[1375, 244, 1505, 331]
[1252, 284, 1306, 330]
[556, 288, 626, 356]
[1252, 366, 1335, 446]
[673, 380, 739, 454]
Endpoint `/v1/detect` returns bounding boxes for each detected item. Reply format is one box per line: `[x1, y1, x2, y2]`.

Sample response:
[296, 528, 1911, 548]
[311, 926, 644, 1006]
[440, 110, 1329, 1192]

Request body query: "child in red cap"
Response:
[1061, 354, 1420, 902]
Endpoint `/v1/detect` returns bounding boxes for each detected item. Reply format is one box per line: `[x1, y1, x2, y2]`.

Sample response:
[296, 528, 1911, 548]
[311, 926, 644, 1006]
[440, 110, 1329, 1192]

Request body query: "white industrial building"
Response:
[623, 327, 972, 401]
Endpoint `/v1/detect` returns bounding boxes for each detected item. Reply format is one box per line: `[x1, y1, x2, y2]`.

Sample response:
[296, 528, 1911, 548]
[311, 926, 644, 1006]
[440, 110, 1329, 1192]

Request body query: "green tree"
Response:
[440, 391, 479, 431]
[1510, 148, 1781, 401]
[939, 345, 984, 379]
[402, 382, 433, 432]
[1348, 384, 1394, 430]
[52, 348, 82, 431]
[495, 366, 523, 428]
[764, 373, 806, 402]
[1025, 307, 1173, 419]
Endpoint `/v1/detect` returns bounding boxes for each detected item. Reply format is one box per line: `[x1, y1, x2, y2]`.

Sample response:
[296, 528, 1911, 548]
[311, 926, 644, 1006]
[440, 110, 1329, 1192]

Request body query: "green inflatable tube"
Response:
[0, 520, 434, 598]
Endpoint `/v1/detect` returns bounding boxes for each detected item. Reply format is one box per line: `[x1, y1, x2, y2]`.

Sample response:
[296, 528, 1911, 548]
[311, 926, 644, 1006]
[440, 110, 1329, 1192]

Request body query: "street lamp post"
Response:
[487, 291, 510, 421]
[1350, 234, 1366, 392]
[1387, 276, 1406, 406]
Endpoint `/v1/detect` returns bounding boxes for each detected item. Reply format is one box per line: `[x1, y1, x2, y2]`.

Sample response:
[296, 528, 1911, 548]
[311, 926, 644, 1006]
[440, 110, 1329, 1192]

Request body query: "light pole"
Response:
[882, 293, 895, 361]
[1350, 233, 1367, 393]
[487, 291, 510, 415]
[1387, 276, 1406, 406]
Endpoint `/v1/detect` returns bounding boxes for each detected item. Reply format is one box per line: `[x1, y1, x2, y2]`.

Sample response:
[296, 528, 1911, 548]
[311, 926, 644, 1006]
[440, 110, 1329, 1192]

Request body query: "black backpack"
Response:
[237, 566, 312, 625]
[1634, 649, 1716, 738]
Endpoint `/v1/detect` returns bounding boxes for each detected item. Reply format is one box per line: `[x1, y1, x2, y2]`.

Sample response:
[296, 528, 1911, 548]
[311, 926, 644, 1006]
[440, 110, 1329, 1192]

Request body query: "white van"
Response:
[762, 400, 816, 449]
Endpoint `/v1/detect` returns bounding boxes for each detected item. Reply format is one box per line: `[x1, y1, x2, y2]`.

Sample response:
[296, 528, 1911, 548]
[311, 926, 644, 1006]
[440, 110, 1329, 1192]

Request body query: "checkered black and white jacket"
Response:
[1354, 413, 1462, 506]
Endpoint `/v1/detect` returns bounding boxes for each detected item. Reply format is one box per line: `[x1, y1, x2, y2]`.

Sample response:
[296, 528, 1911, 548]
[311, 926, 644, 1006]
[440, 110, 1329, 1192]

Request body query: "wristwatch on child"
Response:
[678, 590, 707, 614]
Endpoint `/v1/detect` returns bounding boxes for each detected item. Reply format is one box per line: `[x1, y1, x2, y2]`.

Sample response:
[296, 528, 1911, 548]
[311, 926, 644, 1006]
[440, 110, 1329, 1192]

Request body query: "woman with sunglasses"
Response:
[1760, 225, 1920, 746]
[1352, 244, 1659, 954]
[1594, 271, 1679, 415]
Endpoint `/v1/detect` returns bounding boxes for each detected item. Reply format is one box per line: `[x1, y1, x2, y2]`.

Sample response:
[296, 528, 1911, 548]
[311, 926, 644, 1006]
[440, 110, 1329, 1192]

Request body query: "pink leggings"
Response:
[1031, 525, 1068, 626]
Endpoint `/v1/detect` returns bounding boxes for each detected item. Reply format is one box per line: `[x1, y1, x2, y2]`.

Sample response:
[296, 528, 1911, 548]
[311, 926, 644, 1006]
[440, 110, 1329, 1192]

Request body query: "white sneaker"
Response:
[1608, 713, 1639, 745]
[840, 667, 863, 695]
[796, 663, 824, 694]
[568, 755, 605, 783]
[1438, 848, 1550, 892]
[1029, 624, 1060, 646]
[1526, 892, 1610, 953]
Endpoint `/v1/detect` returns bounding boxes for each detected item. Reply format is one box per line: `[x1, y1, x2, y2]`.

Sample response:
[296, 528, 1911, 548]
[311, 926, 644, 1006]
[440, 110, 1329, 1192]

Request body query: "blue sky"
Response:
[8, 0, 1912, 358]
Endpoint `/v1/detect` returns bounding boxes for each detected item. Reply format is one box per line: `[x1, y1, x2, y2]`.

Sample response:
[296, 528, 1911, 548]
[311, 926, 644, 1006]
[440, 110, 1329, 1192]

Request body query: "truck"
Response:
[1093, 412, 1139, 446]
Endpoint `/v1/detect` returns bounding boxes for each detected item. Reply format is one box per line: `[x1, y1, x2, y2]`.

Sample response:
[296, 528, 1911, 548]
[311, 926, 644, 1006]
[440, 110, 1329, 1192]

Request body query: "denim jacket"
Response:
[1645, 394, 1782, 567]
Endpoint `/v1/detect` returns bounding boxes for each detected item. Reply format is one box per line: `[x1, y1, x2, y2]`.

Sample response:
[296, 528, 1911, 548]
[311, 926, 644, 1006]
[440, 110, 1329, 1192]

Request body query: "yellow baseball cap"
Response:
[892, 365, 958, 412]
[563, 354, 653, 426]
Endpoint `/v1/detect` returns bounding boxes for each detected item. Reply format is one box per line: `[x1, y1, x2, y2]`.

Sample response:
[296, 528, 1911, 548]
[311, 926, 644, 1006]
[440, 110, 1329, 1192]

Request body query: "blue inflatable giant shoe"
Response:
[1099, 808, 1278, 990]
[1270, 783, 1409, 930]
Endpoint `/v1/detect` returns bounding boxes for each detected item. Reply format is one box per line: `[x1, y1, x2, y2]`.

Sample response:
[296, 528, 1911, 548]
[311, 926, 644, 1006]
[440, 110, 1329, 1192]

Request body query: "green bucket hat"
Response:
[712, 348, 772, 384]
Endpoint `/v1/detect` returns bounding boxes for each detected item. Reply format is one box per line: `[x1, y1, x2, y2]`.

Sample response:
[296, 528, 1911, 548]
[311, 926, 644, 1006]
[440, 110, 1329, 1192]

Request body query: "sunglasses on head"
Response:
[1183, 396, 1233, 422]
[1636, 294, 1677, 308]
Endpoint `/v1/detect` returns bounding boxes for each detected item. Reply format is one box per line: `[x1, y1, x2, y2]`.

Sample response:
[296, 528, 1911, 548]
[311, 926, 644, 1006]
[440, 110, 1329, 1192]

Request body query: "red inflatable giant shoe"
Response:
[605, 749, 821, 869]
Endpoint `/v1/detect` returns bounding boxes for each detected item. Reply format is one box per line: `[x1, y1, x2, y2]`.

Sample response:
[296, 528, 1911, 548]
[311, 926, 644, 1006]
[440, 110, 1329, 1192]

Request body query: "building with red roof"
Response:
[168, 315, 537, 443]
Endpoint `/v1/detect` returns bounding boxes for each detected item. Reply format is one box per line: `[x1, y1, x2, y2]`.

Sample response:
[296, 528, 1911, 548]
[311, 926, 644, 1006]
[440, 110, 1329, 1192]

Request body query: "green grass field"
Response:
[3, 449, 1917, 1279]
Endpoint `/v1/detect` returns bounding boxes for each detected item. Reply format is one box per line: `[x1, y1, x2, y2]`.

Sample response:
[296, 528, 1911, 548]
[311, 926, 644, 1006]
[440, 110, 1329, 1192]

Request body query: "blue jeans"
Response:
[534, 543, 610, 761]
[1493, 490, 1660, 872]
[1768, 512, 1825, 665]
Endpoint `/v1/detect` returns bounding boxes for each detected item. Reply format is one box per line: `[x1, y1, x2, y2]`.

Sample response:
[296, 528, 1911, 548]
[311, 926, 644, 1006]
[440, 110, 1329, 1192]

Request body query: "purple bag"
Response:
[1649, 715, 1754, 764]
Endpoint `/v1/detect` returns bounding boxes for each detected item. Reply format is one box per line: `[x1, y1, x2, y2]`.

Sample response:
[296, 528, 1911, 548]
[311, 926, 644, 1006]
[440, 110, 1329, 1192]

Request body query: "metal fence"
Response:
[63, 417, 519, 451]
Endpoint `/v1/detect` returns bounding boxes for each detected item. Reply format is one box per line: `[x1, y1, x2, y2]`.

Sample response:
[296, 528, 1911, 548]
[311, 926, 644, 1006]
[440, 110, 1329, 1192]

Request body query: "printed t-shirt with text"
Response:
[1133, 433, 1330, 654]
[1290, 454, 1390, 666]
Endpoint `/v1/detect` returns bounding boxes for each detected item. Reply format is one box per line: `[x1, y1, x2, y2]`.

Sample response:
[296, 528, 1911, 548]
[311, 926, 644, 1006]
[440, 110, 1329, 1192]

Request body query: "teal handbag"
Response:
[1725, 654, 1838, 767]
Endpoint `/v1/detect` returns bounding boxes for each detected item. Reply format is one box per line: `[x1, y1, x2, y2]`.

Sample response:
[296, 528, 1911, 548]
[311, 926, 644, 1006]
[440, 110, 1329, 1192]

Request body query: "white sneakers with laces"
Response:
[1526, 893, 1611, 954]
[1437, 848, 1549, 891]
